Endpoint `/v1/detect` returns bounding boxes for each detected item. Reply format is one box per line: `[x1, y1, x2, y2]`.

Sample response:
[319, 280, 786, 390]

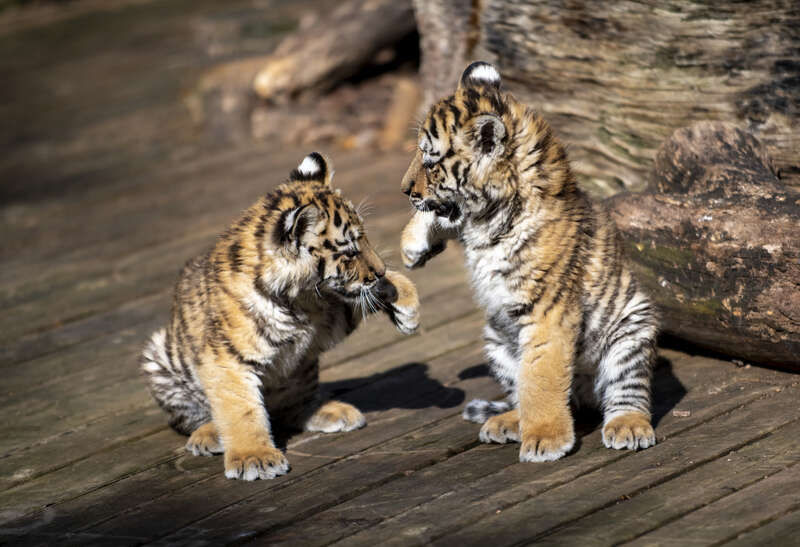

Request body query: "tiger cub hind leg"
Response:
[479, 409, 520, 444]
[602, 411, 655, 450]
[186, 422, 224, 456]
[304, 400, 366, 433]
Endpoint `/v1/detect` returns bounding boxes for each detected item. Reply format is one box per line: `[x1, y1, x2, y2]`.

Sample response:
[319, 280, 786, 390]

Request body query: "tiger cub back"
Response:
[400, 62, 658, 462]
[142, 152, 420, 480]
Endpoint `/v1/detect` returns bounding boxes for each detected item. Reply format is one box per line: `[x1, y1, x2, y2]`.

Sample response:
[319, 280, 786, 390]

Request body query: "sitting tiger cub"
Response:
[400, 62, 658, 462]
[142, 152, 420, 480]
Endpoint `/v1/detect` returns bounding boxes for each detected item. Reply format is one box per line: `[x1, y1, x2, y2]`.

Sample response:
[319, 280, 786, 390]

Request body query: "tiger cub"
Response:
[142, 152, 420, 480]
[400, 62, 658, 462]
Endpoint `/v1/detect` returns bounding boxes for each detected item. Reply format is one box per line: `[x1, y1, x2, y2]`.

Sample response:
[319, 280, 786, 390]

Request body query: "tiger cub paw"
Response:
[401, 212, 445, 269]
[383, 270, 420, 334]
[479, 410, 520, 444]
[602, 412, 656, 450]
[305, 400, 366, 433]
[186, 422, 223, 456]
[519, 417, 575, 462]
[224, 442, 290, 481]
[402, 239, 446, 269]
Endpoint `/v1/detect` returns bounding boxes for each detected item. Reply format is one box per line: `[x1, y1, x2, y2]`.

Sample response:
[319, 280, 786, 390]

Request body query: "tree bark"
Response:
[608, 122, 800, 369]
[413, 0, 800, 196]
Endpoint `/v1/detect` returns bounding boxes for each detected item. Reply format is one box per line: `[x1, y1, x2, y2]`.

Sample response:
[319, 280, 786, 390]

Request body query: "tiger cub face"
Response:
[273, 153, 389, 302]
[401, 62, 517, 229]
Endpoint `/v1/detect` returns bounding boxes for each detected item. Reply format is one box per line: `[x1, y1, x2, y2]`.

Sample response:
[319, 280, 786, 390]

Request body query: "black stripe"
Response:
[228, 241, 243, 272]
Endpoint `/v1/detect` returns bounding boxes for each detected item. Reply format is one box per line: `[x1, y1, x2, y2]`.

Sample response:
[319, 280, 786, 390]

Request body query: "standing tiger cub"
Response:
[142, 152, 420, 480]
[400, 62, 658, 462]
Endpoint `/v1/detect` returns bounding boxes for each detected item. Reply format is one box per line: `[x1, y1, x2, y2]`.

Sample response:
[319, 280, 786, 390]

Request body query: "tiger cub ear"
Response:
[275, 203, 319, 248]
[288, 152, 334, 186]
[458, 61, 502, 91]
[473, 114, 506, 156]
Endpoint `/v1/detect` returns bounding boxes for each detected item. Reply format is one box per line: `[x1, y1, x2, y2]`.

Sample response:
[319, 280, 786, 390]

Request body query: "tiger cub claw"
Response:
[186, 422, 224, 456]
[402, 240, 446, 269]
[305, 401, 366, 433]
[519, 419, 575, 462]
[479, 411, 521, 444]
[224, 444, 290, 481]
[602, 412, 656, 450]
[383, 270, 420, 334]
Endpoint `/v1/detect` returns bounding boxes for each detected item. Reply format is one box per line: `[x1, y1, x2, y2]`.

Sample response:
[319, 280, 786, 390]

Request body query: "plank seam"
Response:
[532, 417, 800, 546]
[714, 501, 800, 547]
[419, 385, 800, 546]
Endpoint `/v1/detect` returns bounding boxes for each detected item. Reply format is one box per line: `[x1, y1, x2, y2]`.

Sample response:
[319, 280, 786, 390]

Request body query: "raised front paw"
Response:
[479, 410, 520, 444]
[383, 270, 420, 334]
[305, 400, 366, 433]
[519, 418, 575, 462]
[400, 212, 445, 269]
[402, 239, 446, 269]
[224, 443, 290, 481]
[602, 412, 656, 450]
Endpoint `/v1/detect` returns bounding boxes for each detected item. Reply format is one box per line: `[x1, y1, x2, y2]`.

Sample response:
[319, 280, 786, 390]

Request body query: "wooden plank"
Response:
[534, 418, 800, 545]
[329, 359, 798, 547]
[422, 385, 800, 547]
[104, 355, 796, 545]
[0, 290, 168, 368]
[624, 465, 800, 546]
[723, 508, 800, 547]
[0, 343, 492, 539]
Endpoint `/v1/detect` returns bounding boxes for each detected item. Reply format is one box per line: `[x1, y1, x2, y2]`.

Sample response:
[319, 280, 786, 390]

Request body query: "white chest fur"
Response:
[463, 243, 515, 315]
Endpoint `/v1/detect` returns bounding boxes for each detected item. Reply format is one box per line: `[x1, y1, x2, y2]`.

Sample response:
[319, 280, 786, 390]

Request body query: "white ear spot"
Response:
[469, 63, 500, 84]
[297, 155, 321, 175]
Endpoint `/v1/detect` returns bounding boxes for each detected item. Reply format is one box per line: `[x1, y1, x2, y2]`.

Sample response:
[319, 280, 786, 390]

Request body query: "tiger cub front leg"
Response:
[516, 311, 578, 462]
[197, 354, 289, 481]
[400, 211, 448, 269]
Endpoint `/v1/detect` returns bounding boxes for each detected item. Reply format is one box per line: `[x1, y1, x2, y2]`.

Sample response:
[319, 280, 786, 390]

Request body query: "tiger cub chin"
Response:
[142, 152, 420, 480]
[400, 62, 658, 462]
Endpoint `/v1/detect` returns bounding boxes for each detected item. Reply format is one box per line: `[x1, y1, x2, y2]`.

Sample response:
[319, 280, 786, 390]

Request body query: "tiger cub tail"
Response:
[141, 328, 210, 435]
[462, 398, 512, 424]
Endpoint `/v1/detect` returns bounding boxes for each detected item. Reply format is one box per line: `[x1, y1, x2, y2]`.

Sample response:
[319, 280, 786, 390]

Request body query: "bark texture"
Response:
[414, 0, 800, 196]
[608, 122, 800, 369]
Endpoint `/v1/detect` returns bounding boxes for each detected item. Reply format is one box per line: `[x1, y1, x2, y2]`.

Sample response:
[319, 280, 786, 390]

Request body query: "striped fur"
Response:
[401, 62, 658, 462]
[142, 152, 420, 480]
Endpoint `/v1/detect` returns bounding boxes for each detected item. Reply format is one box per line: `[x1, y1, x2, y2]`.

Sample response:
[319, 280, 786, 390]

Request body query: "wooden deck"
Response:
[2, 2, 799, 545]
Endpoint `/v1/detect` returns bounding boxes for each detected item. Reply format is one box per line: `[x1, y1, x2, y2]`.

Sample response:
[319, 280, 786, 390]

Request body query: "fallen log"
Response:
[412, 0, 800, 196]
[608, 122, 800, 369]
[252, 0, 416, 102]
